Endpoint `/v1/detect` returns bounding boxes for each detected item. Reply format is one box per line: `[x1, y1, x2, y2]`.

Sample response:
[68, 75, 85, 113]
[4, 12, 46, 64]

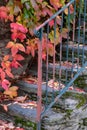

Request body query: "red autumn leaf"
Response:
[11, 60, 22, 68]
[69, 4, 74, 14]
[49, 20, 54, 27]
[45, 8, 53, 16]
[11, 32, 26, 41]
[8, 14, 14, 21]
[2, 79, 10, 90]
[10, 23, 28, 33]
[42, 52, 46, 60]
[1, 61, 11, 70]
[16, 43, 25, 52]
[11, 32, 18, 40]
[0, 70, 5, 80]
[0, 11, 7, 19]
[31, 47, 35, 57]
[15, 128, 24, 130]
[7, 42, 25, 55]
[17, 32, 26, 41]
[75, 87, 85, 93]
[50, 0, 62, 10]
[26, 46, 35, 57]
[26, 46, 31, 54]
[5, 69, 14, 78]
[0, 6, 8, 20]
[0, 6, 8, 12]
[13, 54, 24, 61]
[3, 55, 10, 61]
[11, 44, 18, 56]
[6, 41, 14, 48]
[10, 23, 28, 41]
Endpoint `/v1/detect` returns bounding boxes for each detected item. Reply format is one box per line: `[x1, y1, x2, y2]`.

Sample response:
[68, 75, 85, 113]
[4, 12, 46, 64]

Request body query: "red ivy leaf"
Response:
[16, 43, 25, 52]
[5, 69, 14, 78]
[6, 41, 14, 48]
[13, 54, 24, 61]
[49, 20, 54, 27]
[2, 79, 10, 90]
[3, 55, 10, 61]
[11, 60, 22, 68]
[1, 70, 5, 80]
[10, 23, 28, 33]
[0, 6, 8, 20]
[42, 52, 46, 60]
[11, 45, 18, 56]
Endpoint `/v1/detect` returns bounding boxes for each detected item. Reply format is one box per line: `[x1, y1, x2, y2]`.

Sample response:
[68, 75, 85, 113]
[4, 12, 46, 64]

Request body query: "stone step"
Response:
[62, 41, 87, 55]
[16, 79, 86, 99]
[44, 62, 81, 72]
[11, 81, 87, 130]
[0, 78, 85, 130]
[7, 101, 37, 123]
[16, 80, 64, 94]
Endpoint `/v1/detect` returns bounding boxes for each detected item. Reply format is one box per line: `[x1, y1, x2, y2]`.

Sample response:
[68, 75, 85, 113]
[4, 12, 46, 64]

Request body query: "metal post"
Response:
[37, 29, 43, 130]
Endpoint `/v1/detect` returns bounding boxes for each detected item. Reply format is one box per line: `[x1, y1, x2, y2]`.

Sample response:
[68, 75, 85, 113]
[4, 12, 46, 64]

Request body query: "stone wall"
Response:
[42, 92, 87, 130]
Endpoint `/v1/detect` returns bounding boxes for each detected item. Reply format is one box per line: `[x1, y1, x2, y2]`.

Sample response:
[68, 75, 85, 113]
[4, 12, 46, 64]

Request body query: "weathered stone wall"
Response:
[42, 92, 87, 130]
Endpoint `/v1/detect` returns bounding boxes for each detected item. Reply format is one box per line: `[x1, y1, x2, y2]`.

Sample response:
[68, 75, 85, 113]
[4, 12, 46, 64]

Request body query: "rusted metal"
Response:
[37, 29, 43, 130]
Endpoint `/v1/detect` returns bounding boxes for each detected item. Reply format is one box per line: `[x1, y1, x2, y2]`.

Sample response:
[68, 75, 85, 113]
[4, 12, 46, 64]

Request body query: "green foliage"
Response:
[15, 116, 36, 129]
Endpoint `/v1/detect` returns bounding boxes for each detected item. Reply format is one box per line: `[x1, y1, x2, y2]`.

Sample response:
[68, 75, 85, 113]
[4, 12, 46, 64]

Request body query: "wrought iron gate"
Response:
[34, 0, 87, 129]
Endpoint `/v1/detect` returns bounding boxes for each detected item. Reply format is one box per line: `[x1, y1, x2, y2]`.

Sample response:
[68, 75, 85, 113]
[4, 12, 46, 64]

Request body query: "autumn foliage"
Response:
[0, 0, 74, 90]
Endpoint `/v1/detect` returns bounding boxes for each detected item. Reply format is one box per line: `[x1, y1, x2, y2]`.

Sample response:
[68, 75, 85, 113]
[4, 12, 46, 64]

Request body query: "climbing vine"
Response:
[0, 0, 75, 90]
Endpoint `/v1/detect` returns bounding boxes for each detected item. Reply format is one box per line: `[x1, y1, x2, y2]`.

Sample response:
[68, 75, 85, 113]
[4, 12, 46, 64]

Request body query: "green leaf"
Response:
[21, 0, 29, 4]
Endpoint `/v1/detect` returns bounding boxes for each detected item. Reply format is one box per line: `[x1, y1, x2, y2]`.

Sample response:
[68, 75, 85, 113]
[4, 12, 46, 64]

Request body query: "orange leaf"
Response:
[6, 41, 14, 48]
[3, 55, 10, 61]
[16, 43, 25, 52]
[11, 45, 18, 56]
[50, 0, 62, 10]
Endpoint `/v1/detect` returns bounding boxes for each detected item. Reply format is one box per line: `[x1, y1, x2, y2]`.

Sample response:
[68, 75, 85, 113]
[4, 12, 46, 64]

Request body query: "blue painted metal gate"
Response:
[34, 0, 87, 129]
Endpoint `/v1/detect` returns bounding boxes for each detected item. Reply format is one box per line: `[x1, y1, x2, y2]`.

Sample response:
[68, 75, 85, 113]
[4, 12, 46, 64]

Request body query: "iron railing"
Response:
[34, 0, 87, 129]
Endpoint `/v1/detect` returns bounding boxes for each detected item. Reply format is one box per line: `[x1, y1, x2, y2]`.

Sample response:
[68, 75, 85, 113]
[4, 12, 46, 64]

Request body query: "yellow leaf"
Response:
[9, 86, 18, 91]
[4, 86, 18, 98]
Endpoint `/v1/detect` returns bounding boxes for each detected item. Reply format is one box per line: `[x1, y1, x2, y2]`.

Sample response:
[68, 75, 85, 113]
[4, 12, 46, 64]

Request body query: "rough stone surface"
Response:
[41, 92, 87, 130]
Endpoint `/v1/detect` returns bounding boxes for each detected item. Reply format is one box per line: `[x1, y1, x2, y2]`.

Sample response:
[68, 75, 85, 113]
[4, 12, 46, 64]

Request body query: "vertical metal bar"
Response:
[45, 23, 49, 108]
[52, 18, 56, 101]
[77, 0, 81, 70]
[41, 61, 87, 118]
[82, 0, 86, 66]
[59, 12, 63, 90]
[65, 6, 70, 85]
[37, 29, 43, 130]
[71, 1, 76, 78]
